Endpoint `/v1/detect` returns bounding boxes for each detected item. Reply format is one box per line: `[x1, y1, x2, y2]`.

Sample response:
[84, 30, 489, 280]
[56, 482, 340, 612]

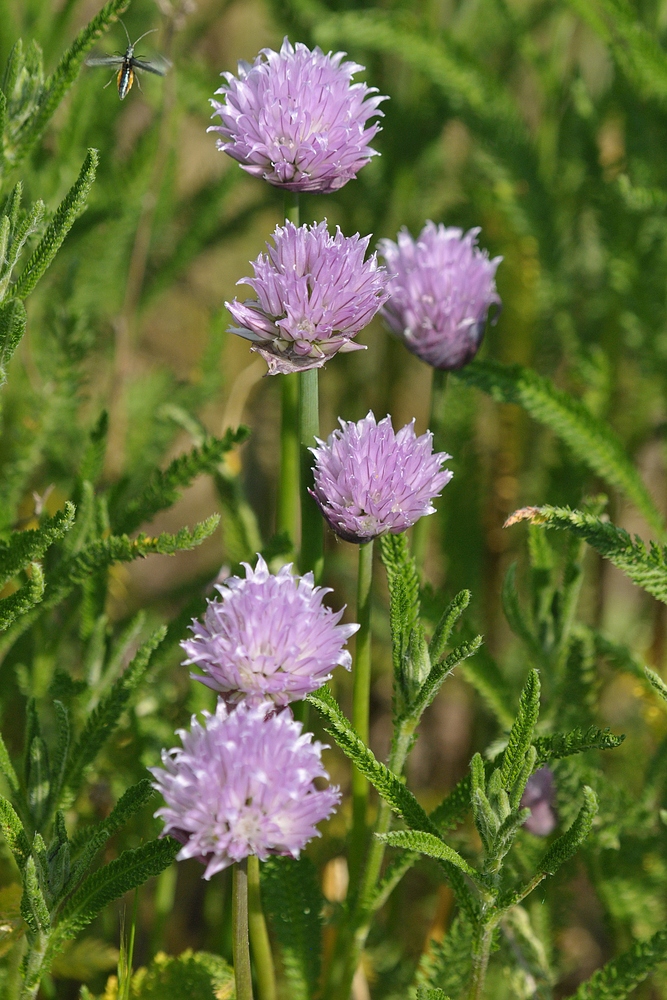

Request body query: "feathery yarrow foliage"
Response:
[151, 700, 340, 877]
[379, 222, 501, 370]
[310, 411, 452, 542]
[181, 554, 358, 706]
[209, 37, 386, 192]
[226, 220, 389, 374]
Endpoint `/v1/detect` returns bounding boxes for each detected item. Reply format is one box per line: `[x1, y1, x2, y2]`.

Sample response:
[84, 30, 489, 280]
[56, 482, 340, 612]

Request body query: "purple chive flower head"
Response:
[521, 767, 557, 836]
[226, 220, 389, 375]
[151, 700, 340, 878]
[181, 555, 358, 707]
[378, 222, 502, 371]
[209, 38, 386, 193]
[310, 411, 453, 543]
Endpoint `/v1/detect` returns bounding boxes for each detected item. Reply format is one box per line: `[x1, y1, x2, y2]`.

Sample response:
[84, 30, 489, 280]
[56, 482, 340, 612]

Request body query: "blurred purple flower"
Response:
[209, 37, 386, 193]
[181, 555, 358, 707]
[226, 220, 389, 375]
[151, 700, 340, 878]
[378, 222, 502, 371]
[310, 411, 452, 543]
[521, 767, 557, 836]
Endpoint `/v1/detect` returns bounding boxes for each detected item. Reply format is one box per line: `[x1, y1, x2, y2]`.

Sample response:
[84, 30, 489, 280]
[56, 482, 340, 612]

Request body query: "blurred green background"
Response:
[2, 0, 667, 995]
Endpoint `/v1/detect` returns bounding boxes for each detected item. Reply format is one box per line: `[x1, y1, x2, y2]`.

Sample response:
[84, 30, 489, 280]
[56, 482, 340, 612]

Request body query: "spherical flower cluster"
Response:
[151, 700, 340, 878]
[209, 38, 386, 193]
[226, 220, 389, 375]
[378, 222, 502, 371]
[181, 555, 358, 707]
[520, 767, 557, 836]
[310, 411, 452, 543]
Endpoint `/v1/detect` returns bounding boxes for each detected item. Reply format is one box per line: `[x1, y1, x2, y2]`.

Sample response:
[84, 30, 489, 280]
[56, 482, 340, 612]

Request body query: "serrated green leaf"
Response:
[62, 629, 166, 797]
[456, 360, 664, 536]
[113, 427, 250, 535]
[408, 636, 482, 721]
[261, 856, 323, 999]
[68, 778, 156, 888]
[0, 794, 30, 870]
[500, 669, 540, 802]
[0, 502, 75, 588]
[51, 837, 179, 948]
[26, 736, 50, 828]
[13, 150, 98, 300]
[0, 298, 26, 383]
[10, 0, 131, 165]
[539, 786, 597, 875]
[0, 561, 45, 631]
[129, 949, 234, 1000]
[570, 926, 667, 999]
[416, 989, 451, 1000]
[506, 505, 667, 603]
[645, 666, 667, 705]
[21, 856, 50, 933]
[377, 829, 481, 882]
[428, 589, 471, 664]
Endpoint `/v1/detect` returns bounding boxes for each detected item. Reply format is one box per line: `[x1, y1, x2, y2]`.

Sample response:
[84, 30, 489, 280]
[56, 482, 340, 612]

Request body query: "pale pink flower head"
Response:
[151, 700, 340, 878]
[226, 220, 389, 374]
[378, 222, 502, 370]
[310, 411, 452, 543]
[209, 37, 386, 192]
[181, 555, 358, 707]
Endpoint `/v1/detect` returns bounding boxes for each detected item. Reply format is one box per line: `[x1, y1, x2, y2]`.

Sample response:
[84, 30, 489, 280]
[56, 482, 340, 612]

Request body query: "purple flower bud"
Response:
[209, 38, 386, 193]
[151, 700, 340, 878]
[309, 411, 452, 543]
[521, 767, 557, 836]
[226, 221, 390, 375]
[378, 222, 502, 371]
[181, 555, 358, 707]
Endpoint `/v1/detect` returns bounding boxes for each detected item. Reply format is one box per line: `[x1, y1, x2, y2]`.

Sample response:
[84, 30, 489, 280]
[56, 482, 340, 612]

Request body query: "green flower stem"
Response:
[348, 539, 374, 890]
[278, 374, 299, 545]
[469, 909, 498, 1000]
[247, 856, 277, 1000]
[278, 192, 301, 549]
[233, 859, 254, 1000]
[298, 366, 323, 583]
[413, 368, 449, 571]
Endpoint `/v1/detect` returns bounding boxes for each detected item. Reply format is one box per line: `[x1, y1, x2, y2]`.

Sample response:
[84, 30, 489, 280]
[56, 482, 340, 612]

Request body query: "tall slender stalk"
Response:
[413, 368, 449, 570]
[298, 367, 323, 582]
[278, 192, 301, 548]
[247, 856, 277, 1000]
[348, 539, 374, 890]
[233, 859, 254, 1000]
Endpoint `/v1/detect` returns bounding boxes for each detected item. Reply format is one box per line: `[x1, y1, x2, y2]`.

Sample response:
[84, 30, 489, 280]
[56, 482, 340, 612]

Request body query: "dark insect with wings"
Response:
[85, 21, 170, 100]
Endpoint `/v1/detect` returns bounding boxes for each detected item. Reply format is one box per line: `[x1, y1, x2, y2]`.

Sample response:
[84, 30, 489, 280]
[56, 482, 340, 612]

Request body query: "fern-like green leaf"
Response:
[0, 502, 75, 588]
[0, 561, 44, 631]
[62, 628, 166, 797]
[428, 589, 471, 664]
[68, 779, 155, 889]
[261, 856, 323, 1000]
[457, 360, 664, 536]
[308, 687, 436, 835]
[377, 829, 481, 882]
[52, 837, 179, 946]
[13, 150, 98, 299]
[645, 666, 667, 706]
[416, 989, 451, 1000]
[408, 636, 483, 721]
[500, 670, 540, 800]
[539, 785, 597, 876]
[415, 912, 472, 999]
[570, 926, 667, 999]
[114, 427, 249, 535]
[505, 505, 667, 603]
[10, 0, 130, 165]
[0, 298, 26, 384]
[0, 794, 30, 870]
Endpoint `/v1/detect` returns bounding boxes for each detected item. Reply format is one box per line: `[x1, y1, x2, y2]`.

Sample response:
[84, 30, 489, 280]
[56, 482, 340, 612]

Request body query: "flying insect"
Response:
[86, 22, 170, 100]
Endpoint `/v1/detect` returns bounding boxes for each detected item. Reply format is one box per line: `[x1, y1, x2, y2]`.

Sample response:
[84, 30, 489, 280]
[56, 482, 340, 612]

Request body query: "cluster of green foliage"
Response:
[1, 0, 667, 997]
